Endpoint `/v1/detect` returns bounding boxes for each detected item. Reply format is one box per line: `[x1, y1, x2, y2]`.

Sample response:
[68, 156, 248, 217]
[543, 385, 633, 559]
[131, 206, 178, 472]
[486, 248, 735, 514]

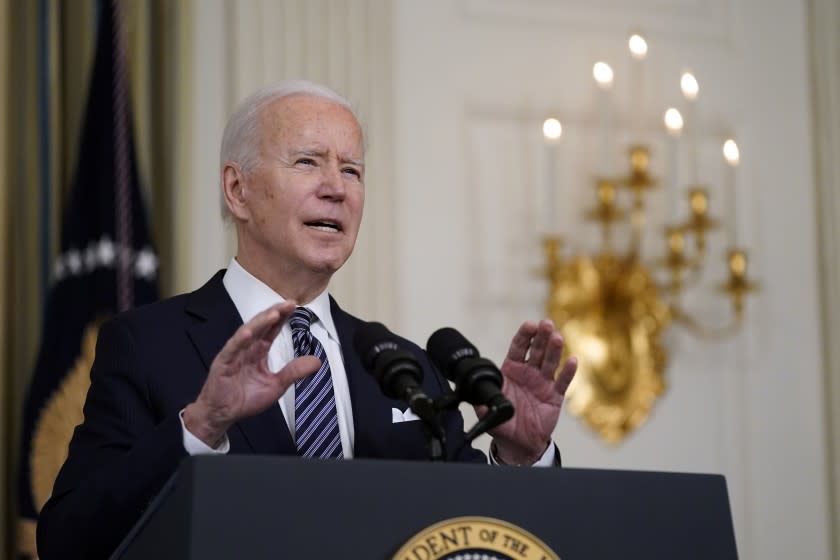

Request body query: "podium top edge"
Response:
[182, 454, 729, 482]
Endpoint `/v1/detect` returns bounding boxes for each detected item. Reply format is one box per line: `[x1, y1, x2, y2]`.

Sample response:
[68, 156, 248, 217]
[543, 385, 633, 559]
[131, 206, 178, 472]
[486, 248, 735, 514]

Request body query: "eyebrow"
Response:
[293, 148, 364, 168]
[341, 156, 365, 168]
[294, 148, 328, 159]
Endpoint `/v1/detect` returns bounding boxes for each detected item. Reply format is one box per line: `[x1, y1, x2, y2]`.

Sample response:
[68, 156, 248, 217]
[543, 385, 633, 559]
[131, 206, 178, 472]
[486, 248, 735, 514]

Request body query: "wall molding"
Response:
[808, 0, 840, 555]
[172, 0, 235, 295]
[458, 0, 735, 46]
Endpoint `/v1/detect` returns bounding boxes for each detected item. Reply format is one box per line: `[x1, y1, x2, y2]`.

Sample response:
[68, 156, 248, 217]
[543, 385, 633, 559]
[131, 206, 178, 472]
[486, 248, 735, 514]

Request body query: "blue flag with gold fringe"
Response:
[16, 0, 159, 555]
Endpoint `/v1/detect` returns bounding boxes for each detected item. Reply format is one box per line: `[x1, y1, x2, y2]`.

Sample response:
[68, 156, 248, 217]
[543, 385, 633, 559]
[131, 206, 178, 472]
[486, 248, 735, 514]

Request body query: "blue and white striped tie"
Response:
[290, 307, 343, 459]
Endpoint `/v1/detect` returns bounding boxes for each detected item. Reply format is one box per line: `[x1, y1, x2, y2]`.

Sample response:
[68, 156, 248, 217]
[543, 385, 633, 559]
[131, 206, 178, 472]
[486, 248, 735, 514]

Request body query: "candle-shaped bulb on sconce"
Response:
[593, 61, 614, 175]
[664, 108, 684, 134]
[628, 34, 648, 59]
[681, 70, 700, 185]
[664, 108, 684, 220]
[542, 118, 563, 235]
[681, 71, 699, 101]
[723, 138, 739, 164]
[543, 118, 562, 143]
[628, 33, 648, 136]
[723, 138, 740, 246]
[593, 62, 614, 89]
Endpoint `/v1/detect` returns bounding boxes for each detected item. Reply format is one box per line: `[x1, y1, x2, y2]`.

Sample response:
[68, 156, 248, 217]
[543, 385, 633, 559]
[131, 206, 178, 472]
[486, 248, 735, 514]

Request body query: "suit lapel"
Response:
[330, 300, 454, 461]
[330, 298, 393, 457]
[185, 271, 295, 455]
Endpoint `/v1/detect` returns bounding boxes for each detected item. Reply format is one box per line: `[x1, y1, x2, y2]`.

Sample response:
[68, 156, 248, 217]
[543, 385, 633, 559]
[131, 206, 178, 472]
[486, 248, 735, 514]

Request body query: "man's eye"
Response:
[296, 158, 316, 166]
[342, 167, 361, 178]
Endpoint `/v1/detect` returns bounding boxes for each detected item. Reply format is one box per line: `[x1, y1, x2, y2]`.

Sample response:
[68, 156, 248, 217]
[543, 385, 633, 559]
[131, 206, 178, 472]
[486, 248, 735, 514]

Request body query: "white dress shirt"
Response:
[181, 258, 355, 458]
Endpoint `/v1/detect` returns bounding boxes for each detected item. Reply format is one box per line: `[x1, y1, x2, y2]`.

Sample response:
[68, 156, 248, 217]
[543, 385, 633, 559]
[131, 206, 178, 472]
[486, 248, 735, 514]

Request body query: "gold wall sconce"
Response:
[541, 36, 757, 444]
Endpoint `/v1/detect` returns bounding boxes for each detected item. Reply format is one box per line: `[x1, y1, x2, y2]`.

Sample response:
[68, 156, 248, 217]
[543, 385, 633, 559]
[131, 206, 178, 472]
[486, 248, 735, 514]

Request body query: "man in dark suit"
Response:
[36, 81, 578, 559]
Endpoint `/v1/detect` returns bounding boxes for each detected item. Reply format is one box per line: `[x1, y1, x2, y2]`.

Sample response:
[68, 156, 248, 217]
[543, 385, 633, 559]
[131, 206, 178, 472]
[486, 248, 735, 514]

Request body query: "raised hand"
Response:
[183, 301, 321, 447]
[485, 319, 577, 465]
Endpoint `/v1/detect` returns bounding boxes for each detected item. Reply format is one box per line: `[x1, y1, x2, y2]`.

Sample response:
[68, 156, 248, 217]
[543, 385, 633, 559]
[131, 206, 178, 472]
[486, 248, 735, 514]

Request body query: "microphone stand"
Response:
[427, 434, 445, 462]
[403, 388, 446, 461]
[463, 400, 514, 443]
[433, 393, 515, 459]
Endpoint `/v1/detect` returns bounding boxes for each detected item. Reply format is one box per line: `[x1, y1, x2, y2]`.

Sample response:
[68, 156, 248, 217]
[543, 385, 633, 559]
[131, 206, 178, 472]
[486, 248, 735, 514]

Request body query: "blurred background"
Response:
[1, 0, 838, 558]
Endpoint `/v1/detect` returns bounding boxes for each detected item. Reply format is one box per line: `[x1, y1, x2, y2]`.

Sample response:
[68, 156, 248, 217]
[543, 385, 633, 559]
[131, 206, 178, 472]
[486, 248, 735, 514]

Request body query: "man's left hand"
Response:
[481, 320, 577, 465]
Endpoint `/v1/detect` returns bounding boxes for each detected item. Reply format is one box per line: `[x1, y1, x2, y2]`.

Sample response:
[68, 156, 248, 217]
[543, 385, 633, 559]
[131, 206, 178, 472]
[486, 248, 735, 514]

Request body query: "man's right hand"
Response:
[182, 301, 321, 447]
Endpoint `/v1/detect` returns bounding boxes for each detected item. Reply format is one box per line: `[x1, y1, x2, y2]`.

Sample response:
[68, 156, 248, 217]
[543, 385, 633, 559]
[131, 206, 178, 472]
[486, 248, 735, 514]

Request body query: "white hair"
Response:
[218, 80, 362, 220]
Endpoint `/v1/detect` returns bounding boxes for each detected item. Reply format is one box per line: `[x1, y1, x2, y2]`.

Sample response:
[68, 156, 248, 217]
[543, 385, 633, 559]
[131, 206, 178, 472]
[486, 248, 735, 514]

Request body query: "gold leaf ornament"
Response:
[30, 320, 102, 511]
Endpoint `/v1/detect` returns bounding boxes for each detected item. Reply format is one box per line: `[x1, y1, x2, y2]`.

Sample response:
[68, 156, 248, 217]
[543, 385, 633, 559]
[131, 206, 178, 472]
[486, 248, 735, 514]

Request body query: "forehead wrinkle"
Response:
[257, 96, 365, 162]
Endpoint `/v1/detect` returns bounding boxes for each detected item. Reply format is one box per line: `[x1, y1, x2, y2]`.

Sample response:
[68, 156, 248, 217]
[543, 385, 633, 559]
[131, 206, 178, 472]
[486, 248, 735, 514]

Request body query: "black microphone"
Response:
[426, 327, 514, 441]
[353, 322, 441, 438]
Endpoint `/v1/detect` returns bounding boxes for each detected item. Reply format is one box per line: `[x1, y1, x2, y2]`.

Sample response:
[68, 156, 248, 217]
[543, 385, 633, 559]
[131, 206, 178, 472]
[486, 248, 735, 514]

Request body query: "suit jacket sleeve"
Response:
[36, 317, 188, 560]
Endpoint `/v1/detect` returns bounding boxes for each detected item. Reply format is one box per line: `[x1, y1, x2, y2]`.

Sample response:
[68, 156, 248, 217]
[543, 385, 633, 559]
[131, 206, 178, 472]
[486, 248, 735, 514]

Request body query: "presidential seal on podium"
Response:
[393, 516, 560, 560]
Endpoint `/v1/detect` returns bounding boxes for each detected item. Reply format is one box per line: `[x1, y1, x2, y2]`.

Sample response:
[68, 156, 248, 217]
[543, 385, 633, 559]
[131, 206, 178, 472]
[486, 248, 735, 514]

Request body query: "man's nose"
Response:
[318, 163, 347, 200]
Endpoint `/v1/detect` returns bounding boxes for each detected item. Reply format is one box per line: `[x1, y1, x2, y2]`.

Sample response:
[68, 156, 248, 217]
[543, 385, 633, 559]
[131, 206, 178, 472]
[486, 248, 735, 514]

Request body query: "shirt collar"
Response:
[222, 258, 338, 341]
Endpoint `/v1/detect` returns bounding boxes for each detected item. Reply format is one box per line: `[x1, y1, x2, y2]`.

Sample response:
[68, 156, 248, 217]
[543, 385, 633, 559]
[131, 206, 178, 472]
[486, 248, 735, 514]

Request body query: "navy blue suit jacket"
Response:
[37, 271, 485, 559]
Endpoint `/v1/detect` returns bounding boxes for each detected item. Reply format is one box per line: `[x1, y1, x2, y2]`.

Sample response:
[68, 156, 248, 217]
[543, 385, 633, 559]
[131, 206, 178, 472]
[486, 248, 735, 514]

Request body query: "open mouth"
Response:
[304, 220, 343, 233]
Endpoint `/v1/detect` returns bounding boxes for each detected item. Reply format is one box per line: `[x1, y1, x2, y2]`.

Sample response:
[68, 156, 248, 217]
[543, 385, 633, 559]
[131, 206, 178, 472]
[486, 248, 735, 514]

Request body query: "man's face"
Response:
[236, 94, 365, 280]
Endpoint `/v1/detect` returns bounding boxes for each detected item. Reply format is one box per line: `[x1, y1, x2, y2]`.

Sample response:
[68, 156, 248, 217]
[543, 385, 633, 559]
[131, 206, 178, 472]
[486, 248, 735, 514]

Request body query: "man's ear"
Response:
[221, 163, 251, 221]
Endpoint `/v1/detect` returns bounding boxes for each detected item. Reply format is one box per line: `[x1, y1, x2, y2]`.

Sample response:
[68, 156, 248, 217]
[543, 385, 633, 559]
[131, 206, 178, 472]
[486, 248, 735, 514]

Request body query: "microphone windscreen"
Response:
[426, 327, 480, 379]
[353, 322, 399, 369]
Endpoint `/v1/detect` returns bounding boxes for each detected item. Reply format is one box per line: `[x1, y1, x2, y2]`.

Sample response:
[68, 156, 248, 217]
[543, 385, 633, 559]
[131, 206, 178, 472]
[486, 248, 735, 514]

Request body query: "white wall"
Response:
[173, 0, 236, 295]
[393, 0, 830, 558]
[179, 1, 833, 557]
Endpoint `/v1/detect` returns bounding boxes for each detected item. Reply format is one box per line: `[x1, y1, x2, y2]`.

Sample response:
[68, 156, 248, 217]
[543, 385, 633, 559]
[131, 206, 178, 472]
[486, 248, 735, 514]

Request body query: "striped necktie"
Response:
[290, 307, 343, 459]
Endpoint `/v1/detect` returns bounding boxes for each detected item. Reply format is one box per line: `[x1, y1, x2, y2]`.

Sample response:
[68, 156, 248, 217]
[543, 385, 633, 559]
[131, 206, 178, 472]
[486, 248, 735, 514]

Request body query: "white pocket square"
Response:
[391, 407, 421, 423]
